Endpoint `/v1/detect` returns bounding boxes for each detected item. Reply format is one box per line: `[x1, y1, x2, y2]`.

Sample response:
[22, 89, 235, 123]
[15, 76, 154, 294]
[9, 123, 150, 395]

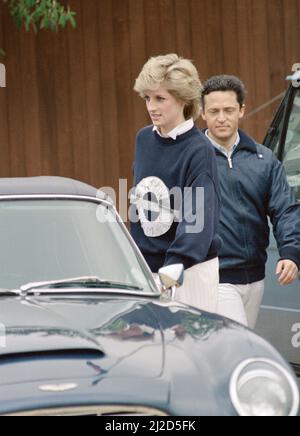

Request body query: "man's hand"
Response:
[276, 260, 299, 285]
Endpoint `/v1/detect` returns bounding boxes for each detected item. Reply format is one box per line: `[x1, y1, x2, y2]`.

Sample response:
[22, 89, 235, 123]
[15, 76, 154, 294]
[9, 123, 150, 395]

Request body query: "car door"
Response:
[255, 74, 300, 375]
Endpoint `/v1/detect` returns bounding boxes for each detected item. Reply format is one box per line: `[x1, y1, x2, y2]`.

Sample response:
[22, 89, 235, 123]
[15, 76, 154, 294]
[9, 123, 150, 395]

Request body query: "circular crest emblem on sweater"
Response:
[132, 177, 173, 237]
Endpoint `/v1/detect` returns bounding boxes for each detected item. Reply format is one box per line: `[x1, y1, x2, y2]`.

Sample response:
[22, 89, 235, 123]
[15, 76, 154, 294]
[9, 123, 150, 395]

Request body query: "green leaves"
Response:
[4, 0, 77, 32]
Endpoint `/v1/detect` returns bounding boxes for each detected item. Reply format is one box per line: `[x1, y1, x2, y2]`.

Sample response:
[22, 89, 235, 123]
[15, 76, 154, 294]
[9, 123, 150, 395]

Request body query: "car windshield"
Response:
[0, 199, 157, 294]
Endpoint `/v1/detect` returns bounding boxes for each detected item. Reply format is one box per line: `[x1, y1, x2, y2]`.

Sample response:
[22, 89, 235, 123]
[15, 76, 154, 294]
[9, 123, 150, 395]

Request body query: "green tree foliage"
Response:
[1, 0, 76, 55]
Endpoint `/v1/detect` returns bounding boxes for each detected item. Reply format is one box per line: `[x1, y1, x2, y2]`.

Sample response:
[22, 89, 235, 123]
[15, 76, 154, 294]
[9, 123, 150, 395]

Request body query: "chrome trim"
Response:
[230, 358, 300, 416]
[39, 383, 78, 393]
[5, 405, 169, 417]
[260, 304, 300, 314]
[18, 276, 143, 294]
[0, 194, 113, 208]
[16, 287, 158, 298]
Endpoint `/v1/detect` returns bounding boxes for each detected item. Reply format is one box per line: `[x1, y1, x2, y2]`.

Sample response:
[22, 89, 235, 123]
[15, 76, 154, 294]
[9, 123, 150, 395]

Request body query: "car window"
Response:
[0, 200, 156, 293]
[264, 91, 289, 155]
[268, 107, 286, 155]
[282, 89, 300, 200]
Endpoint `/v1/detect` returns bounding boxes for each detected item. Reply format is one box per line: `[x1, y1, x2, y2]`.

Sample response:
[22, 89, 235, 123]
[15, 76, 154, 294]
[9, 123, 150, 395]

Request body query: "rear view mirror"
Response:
[158, 264, 184, 300]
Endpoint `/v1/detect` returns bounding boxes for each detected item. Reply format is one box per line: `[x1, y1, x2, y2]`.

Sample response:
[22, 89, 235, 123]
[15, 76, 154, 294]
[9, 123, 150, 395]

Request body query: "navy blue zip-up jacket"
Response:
[209, 129, 300, 284]
[130, 125, 221, 273]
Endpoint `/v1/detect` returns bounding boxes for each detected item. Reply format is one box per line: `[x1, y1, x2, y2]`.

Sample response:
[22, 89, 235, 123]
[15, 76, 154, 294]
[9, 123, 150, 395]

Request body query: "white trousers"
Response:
[163, 258, 219, 313]
[217, 280, 265, 329]
[175, 258, 219, 312]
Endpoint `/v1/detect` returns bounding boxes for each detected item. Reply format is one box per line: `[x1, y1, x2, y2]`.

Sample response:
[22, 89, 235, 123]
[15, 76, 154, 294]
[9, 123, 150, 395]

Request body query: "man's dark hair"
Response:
[201, 75, 247, 108]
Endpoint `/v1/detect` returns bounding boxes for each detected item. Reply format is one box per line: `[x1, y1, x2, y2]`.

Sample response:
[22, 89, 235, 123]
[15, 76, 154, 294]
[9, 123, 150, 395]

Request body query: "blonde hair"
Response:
[134, 54, 203, 121]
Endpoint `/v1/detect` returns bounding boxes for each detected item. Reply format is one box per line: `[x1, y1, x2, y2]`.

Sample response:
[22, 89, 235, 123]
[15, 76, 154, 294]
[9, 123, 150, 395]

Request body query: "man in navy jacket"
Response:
[201, 75, 300, 328]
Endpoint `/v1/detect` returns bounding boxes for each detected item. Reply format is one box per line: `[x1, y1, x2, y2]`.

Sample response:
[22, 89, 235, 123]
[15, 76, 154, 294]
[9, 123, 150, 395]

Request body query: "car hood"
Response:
[0, 293, 283, 366]
[0, 295, 167, 378]
[0, 294, 294, 416]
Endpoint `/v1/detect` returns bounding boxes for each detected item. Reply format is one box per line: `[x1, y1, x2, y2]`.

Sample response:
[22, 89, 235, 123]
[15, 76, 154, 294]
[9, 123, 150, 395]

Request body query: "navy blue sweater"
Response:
[130, 125, 221, 273]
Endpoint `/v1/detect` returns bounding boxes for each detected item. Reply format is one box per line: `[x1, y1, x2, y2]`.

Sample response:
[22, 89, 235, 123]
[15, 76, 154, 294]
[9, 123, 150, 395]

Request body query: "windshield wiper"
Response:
[12, 276, 144, 296]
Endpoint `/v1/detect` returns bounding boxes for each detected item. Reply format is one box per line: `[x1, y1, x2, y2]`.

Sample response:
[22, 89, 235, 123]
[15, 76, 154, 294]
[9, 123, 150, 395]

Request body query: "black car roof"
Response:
[0, 176, 105, 199]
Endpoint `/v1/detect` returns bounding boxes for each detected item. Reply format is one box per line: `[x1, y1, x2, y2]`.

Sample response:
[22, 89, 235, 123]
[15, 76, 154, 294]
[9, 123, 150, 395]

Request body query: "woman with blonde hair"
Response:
[130, 54, 221, 313]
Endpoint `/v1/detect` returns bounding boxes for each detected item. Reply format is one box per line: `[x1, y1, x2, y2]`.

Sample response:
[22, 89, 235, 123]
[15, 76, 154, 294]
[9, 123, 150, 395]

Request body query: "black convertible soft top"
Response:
[0, 176, 106, 199]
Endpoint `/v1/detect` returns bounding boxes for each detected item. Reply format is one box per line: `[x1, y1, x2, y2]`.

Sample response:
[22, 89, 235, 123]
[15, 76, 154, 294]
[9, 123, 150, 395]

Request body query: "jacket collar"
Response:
[236, 129, 258, 153]
[202, 128, 258, 154]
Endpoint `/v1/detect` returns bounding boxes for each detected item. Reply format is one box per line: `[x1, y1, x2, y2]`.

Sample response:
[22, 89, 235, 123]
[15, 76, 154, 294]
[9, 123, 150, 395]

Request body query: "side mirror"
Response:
[158, 264, 184, 300]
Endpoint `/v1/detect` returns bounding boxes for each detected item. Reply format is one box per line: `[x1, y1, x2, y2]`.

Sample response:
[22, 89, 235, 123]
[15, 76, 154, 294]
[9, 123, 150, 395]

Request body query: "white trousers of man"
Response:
[155, 257, 219, 313]
[217, 280, 265, 329]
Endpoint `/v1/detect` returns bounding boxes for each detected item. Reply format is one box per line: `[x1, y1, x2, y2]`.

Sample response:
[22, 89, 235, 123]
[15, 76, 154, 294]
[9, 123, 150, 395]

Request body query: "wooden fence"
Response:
[0, 0, 299, 192]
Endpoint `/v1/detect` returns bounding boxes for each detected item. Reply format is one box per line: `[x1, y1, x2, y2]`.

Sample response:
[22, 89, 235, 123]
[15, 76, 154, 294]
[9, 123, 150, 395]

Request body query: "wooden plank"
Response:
[113, 0, 136, 188]
[250, 0, 271, 141]
[158, 0, 177, 53]
[66, 0, 89, 184]
[97, 0, 120, 192]
[267, 0, 286, 95]
[190, 0, 208, 81]
[283, 0, 300, 68]
[81, 0, 105, 188]
[143, 0, 163, 56]
[220, 0, 239, 75]
[128, 0, 148, 142]
[174, 0, 193, 59]
[204, 0, 224, 77]
[36, 30, 59, 175]
[19, 28, 42, 176]
[0, 4, 10, 177]
[52, 27, 74, 180]
[237, 0, 257, 137]
[4, 10, 26, 176]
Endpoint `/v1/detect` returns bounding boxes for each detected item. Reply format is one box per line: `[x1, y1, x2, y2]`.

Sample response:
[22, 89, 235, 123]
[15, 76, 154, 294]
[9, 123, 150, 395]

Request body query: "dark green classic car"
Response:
[0, 177, 298, 416]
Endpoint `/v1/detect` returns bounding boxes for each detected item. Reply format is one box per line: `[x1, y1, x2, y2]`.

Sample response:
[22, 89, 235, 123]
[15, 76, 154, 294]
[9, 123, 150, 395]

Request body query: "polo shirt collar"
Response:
[153, 118, 194, 140]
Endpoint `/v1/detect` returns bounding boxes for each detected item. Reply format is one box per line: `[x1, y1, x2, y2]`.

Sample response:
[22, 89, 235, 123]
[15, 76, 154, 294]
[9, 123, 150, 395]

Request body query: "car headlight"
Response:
[230, 358, 300, 416]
